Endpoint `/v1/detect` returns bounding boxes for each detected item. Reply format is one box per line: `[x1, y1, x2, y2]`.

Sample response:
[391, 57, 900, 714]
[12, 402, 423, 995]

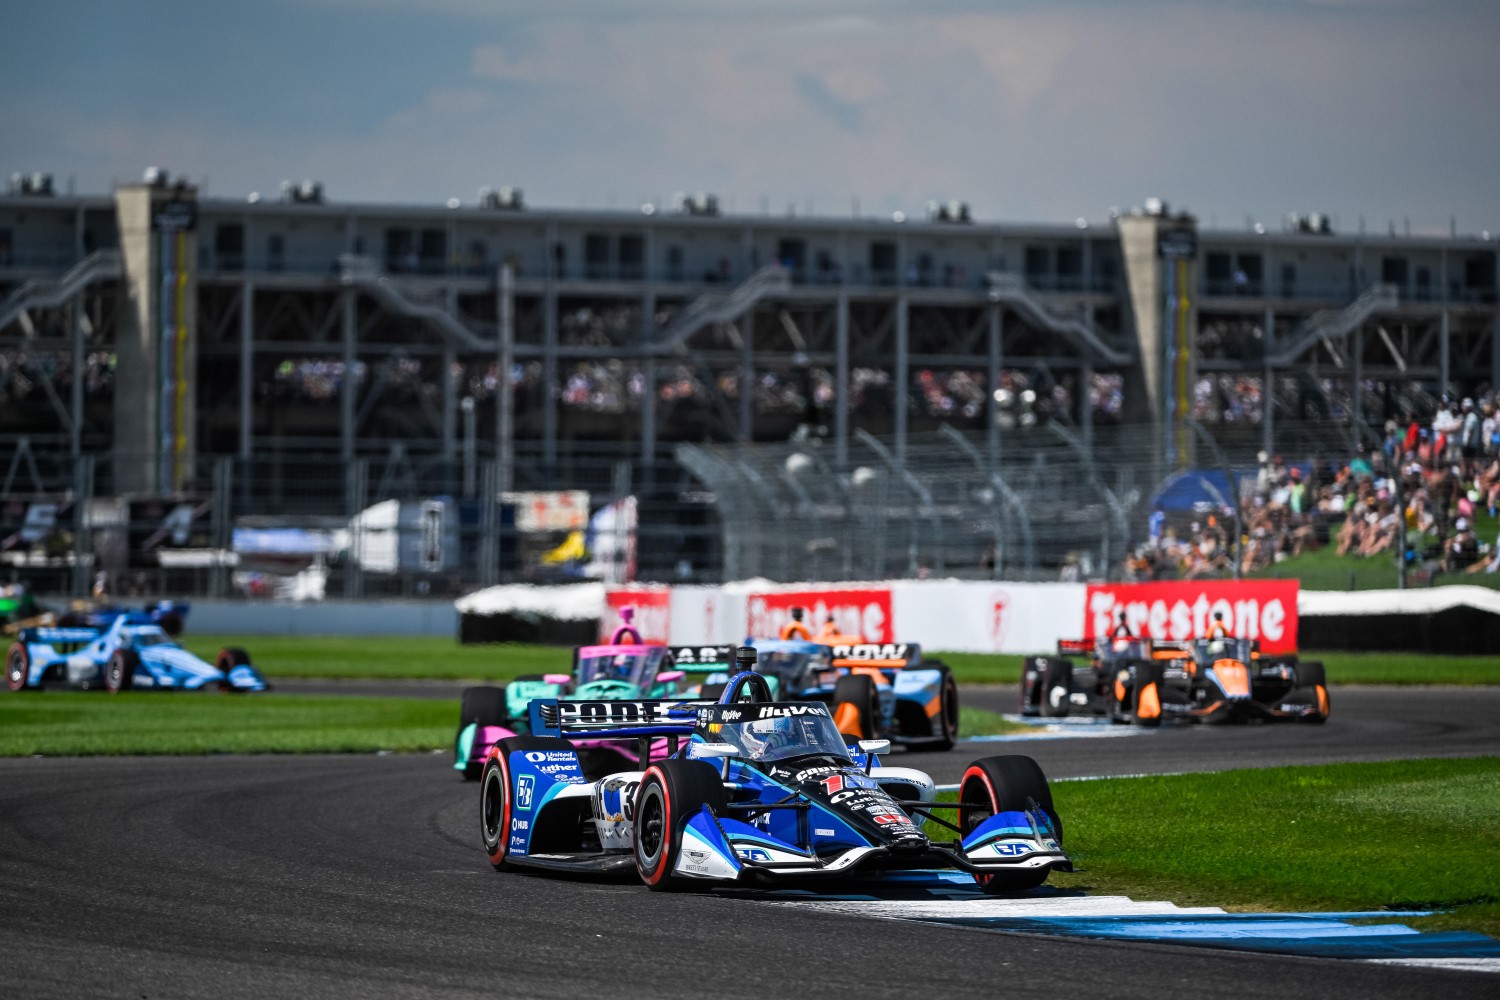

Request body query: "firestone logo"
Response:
[746, 589, 892, 643]
[1084, 582, 1298, 653]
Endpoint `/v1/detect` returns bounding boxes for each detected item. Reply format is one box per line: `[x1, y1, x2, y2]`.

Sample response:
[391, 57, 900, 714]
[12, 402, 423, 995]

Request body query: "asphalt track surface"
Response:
[2, 686, 1495, 999]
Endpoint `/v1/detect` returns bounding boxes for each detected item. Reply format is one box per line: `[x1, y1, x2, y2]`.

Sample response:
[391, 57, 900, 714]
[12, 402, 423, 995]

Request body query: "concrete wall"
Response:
[189, 600, 459, 636]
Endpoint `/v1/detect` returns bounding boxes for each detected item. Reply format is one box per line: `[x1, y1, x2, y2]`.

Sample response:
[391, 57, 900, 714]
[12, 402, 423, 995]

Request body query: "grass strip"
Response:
[184, 636, 1500, 685]
[0, 692, 454, 756]
[958, 705, 1029, 737]
[944, 756, 1500, 938]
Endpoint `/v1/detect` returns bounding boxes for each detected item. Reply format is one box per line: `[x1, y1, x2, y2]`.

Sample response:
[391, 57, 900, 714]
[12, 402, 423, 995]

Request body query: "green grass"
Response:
[959, 705, 1028, 737]
[184, 636, 1500, 686]
[984, 757, 1500, 938]
[0, 692, 454, 756]
[187, 635, 565, 680]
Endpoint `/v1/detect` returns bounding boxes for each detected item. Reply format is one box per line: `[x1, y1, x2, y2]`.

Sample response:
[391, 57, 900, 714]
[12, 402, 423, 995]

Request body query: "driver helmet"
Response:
[743, 717, 797, 759]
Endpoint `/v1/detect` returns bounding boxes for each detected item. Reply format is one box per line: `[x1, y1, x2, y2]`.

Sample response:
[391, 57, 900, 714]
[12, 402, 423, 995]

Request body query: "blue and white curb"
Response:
[758, 879, 1500, 972]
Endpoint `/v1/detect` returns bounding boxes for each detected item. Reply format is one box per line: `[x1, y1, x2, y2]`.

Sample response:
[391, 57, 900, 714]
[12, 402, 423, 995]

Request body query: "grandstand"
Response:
[1, 170, 1496, 593]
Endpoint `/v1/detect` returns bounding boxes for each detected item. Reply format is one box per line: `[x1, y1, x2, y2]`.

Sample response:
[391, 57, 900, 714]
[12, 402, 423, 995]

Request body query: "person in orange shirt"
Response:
[780, 607, 812, 640]
[1204, 610, 1231, 639]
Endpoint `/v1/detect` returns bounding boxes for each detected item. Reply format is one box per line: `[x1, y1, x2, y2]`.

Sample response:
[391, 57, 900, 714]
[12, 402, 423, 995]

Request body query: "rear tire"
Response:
[958, 755, 1062, 895]
[480, 734, 575, 871]
[104, 649, 137, 694]
[1037, 657, 1072, 718]
[1131, 660, 1164, 727]
[459, 686, 511, 781]
[6, 643, 29, 692]
[832, 673, 879, 740]
[633, 759, 729, 891]
[1296, 661, 1329, 723]
[933, 666, 960, 750]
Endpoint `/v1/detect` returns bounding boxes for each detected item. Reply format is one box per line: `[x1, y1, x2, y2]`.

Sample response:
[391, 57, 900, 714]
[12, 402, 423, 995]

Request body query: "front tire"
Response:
[958, 755, 1062, 895]
[832, 673, 879, 740]
[103, 649, 137, 693]
[633, 759, 728, 891]
[6, 643, 29, 692]
[1129, 660, 1164, 727]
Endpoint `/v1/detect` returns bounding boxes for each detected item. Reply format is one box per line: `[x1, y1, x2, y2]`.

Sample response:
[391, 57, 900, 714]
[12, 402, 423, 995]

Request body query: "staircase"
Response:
[1271, 283, 1398, 365]
[0, 250, 123, 332]
[985, 272, 1131, 364]
[337, 255, 492, 350]
[652, 264, 790, 350]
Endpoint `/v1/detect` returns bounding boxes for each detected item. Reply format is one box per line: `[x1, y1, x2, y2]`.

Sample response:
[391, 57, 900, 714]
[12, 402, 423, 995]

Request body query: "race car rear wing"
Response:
[667, 644, 736, 673]
[18, 626, 101, 645]
[528, 698, 703, 739]
[830, 642, 919, 669]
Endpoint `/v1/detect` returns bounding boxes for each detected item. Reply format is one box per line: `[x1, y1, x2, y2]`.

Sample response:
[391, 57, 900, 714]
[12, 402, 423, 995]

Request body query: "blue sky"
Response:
[2, 0, 1497, 233]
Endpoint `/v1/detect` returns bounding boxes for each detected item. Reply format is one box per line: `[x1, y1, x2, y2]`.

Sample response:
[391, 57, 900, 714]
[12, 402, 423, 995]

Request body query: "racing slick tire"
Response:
[156, 611, 185, 637]
[1295, 661, 1329, 724]
[103, 649, 138, 694]
[480, 734, 574, 871]
[1037, 657, 1072, 719]
[6, 643, 30, 692]
[958, 755, 1062, 895]
[932, 665, 960, 751]
[633, 759, 729, 891]
[215, 647, 254, 692]
[459, 686, 510, 780]
[832, 673, 879, 741]
[1128, 660, 1164, 727]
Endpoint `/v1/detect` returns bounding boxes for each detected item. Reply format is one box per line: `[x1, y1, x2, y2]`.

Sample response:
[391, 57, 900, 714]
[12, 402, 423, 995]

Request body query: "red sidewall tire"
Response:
[481, 749, 514, 869]
[635, 766, 673, 887]
[959, 765, 1000, 890]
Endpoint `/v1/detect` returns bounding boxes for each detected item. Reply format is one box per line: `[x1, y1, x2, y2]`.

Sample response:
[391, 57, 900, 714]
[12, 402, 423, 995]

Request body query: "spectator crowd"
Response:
[1128, 393, 1500, 582]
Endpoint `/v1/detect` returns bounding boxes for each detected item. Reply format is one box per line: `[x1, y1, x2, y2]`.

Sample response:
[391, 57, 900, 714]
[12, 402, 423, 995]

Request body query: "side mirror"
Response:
[857, 739, 890, 755]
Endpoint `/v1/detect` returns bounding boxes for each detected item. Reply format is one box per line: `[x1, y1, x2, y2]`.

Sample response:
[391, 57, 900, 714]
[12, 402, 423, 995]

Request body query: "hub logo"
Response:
[515, 775, 535, 810]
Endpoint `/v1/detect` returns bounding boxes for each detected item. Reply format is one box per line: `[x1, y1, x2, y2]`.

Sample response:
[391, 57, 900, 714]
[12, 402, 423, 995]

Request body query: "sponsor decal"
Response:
[721, 710, 741, 722]
[830, 643, 910, 661]
[871, 813, 906, 825]
[515, 775, 535, 810]
[759, 705, 821, 719]
[671, 645, 732, 665]
[736, 847, 773, 863]
[794, 765, 841, 782]
[510, 818, 529, 832]
[524, 750, 575, 764]
[533, 763, 576, 776]
[746, 588, 894, 644]
[557, 701, 673, 725]
[1084, 581, 1298, 654]
[509, 834, 526, 850]
[820, 775, 845, 795]
[815, 828, 836, 837]
[991, 841, 1035, 857]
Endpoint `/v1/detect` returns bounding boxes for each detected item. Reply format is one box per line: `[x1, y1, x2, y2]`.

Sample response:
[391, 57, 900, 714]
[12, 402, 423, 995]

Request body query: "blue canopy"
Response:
[1150, 469, 1243, 513]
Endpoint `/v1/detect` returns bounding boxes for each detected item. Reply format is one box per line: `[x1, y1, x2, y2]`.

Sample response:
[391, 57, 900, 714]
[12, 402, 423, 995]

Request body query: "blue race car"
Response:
[671, 639, 961, 750]
[479, 655, 1069, 893]
[5, 613, 267, 693]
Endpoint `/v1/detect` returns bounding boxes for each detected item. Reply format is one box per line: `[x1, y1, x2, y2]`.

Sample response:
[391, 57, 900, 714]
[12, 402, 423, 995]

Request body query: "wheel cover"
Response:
[6, 650, 23, 689]
[636, 784, 666, 870]
[105, 655, 122, 690]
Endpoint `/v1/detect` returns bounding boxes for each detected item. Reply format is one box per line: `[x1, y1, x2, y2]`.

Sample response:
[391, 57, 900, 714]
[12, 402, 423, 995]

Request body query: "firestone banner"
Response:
[1084, 580, 1299, 654]
[746, 588, 894, 643]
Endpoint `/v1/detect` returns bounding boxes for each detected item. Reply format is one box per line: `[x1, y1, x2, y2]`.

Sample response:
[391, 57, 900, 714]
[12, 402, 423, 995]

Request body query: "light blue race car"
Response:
[5, 614, 267, 693]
